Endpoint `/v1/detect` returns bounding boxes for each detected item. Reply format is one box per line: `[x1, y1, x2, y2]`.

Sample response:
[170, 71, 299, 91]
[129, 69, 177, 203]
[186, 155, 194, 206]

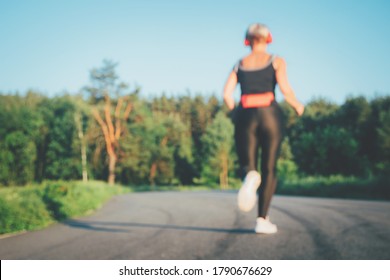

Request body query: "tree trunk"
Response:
[75, 112, 88, 182]
[81, 141, 88, 182]
[108, 155, 116, 185]
[220, 153, 229, 189]
[219, 172, 224, 189]
[149, 162, 157, 187]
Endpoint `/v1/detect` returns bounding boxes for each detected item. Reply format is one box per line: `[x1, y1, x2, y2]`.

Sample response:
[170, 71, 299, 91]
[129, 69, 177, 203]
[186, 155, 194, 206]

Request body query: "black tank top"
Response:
[233, 55, 277, 96]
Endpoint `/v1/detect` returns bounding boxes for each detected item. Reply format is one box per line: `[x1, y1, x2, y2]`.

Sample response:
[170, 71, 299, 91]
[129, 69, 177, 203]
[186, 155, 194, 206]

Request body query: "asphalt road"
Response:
[1, 191, 389, 260]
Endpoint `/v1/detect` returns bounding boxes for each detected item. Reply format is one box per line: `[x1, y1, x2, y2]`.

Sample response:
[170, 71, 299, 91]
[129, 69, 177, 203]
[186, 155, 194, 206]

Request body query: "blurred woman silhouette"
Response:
[223, 23, 304, 234]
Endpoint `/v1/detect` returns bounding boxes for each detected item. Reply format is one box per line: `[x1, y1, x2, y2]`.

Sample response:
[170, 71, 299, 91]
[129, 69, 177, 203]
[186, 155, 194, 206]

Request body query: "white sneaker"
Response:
[237, 170, 261, 212]
[255, 217, 278, 234]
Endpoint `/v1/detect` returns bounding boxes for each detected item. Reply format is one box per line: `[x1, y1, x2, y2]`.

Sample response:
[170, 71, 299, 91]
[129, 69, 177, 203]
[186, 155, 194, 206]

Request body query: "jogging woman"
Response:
[223, 23, 304, 234]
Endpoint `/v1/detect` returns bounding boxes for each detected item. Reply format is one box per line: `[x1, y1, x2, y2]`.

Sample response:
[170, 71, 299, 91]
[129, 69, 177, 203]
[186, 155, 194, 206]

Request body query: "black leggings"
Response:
[234, 102, 284, 218]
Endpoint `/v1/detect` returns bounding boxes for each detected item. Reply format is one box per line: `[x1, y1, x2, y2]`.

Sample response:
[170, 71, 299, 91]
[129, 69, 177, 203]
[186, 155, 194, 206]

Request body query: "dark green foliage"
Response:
[0, 93, 42, 185]
[200, 111, 236, 187]
[292, 126, 361, 175]
[288, 95, 390, 177]
[368, 97, 390, 174]
[277, 139, 299, 181]
[0, 131, 36, 184]
[40, 97, 80, 180]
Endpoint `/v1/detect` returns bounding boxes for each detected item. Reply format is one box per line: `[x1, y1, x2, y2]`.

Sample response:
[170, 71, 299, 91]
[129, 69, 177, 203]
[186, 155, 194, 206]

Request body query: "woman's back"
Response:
[235, 52, 277, 99]
[240, 52, 273, 70]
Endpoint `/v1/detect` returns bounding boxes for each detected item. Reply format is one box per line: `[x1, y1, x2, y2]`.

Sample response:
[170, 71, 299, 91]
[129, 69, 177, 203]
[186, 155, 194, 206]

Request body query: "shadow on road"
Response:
[63, 220, 255, 235]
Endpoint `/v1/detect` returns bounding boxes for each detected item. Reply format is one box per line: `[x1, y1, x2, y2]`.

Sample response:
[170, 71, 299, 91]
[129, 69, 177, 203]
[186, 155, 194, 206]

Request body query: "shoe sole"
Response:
[255, 226, 278, 234]
[238, 171, 261, 212]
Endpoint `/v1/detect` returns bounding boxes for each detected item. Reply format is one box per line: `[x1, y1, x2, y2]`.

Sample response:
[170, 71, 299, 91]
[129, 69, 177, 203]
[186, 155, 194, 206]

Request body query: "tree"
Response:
[292, 125, 360, 176]
[369, 96, 390, 174]
[376, 110, 390, 173]
[71, 95, 91, 182]
[277, 137, 298, 180]
[85, 60, 137, 185]
[201, 111, 236, 189]
[0, 131, 36, 185]
[0, 94, 42, 185]
[118, 97, 193, 186]
[40, 97, 81, 180]
[189, 95, 220, 179]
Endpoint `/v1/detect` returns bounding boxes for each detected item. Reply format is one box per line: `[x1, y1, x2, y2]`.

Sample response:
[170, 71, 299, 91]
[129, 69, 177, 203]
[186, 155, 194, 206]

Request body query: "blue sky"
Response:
[1, 0, 389, 104]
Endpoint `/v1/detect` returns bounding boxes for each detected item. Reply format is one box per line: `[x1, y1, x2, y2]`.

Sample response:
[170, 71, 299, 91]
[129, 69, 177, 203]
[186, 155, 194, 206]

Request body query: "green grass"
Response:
[0, 180, 128, 235]
[0, 186, 53, 234]
[277, 175, 390, 200]
[128, 175, 390, 201]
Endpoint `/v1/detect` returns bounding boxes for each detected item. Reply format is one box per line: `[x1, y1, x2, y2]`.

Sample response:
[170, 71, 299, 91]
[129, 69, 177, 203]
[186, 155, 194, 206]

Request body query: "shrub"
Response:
[0, 187, 53, 234]
[0, 181, 125, 235]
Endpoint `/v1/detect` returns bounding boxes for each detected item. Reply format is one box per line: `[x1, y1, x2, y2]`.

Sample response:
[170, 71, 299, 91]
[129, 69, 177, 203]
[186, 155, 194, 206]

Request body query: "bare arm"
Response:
[223, 71, 237, 110]
[274, 57, 304, 116]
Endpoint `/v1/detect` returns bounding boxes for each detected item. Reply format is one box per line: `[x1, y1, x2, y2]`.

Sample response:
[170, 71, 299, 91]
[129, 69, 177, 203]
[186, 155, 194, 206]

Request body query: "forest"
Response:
[1, 61, 389, 192]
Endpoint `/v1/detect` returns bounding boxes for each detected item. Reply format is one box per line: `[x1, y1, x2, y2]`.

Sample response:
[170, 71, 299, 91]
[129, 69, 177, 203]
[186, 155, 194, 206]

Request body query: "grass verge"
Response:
[1, 176, 388, 235]
[0, 181, 128, 235]
[277, 175, 390, 200]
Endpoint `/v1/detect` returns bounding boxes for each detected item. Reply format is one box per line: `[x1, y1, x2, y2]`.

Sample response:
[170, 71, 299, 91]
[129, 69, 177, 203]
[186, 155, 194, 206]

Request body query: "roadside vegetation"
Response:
[0, 181, 125, 235]
[277, 175, 389, 200]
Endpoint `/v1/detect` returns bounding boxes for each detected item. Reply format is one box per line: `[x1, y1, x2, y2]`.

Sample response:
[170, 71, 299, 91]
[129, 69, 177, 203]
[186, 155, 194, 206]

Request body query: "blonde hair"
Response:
[245, 23, 271, 43]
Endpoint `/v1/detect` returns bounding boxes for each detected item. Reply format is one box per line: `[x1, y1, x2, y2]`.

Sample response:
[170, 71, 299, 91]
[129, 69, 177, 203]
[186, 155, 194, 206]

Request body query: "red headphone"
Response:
[266, 32, 273, 44]
[244, 32, 273, 46]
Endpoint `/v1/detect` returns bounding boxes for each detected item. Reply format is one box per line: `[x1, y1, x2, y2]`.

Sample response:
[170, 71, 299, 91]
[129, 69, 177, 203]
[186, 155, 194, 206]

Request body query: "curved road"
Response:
[1, 191, 389, 259]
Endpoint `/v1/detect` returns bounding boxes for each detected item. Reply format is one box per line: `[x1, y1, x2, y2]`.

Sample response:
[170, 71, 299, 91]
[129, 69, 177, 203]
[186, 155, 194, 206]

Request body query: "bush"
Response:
[0, 181, 125, 235]
[42, 181, 124, 220]
[277, 159, 299, 180]
[0, 186, 53, 234]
